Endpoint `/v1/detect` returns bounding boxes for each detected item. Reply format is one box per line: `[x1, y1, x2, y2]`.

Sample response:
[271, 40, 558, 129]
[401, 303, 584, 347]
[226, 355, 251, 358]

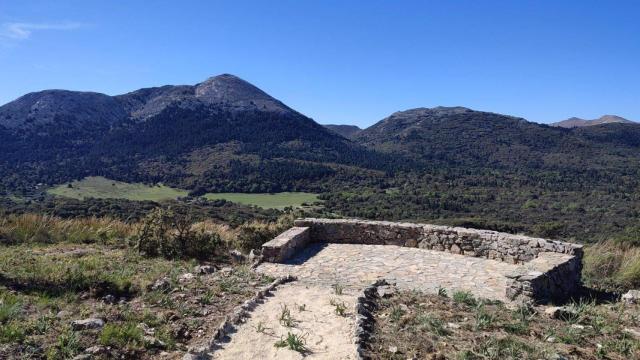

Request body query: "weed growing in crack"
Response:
[279, 304, 295, 327]
[255, 321, 269, 334]
[332, 282, 344, 295]
[330, 299, 347, 316]
[274, 332, 307, 353]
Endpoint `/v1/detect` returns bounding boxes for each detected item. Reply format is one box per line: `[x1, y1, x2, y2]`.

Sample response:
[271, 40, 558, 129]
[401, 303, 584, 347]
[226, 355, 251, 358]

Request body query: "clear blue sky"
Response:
[1, 1, 638, 127]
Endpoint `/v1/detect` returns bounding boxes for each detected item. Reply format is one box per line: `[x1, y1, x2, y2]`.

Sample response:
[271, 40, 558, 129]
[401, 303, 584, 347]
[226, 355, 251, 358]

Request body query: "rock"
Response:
[622, 290, 640, 304]
[150, 277, 172, 292]
[194, 265, 216, 275]
[72, 355, 91, 360]
[404, 238, 418, 247]
[173, 323, 191, 340]
[56, 310, 72, 319]
[84, 346, 105, 354]
[229, 249, 246, 262]
[183, 353, 208, 360]
[248, 249, 259, 261]
[219, 267, 233, 275]
[544, 306, 577, 320]
[550, 354, 567, 360]
[138, 323, 155, 336]
[546, 336, 557, 343]
[623, 327, 640, 339]
[144, 335, 167, 349]
[447, 322, 460, 329]
[389, 345, 398, 354]
[570, 324, 586, 330]
[179, 273, 195, 283]
[377, 285, 397, 298]
[71, 318, 105, 331]
[102, 294, 116, 304]
[399, 303, 409, 312]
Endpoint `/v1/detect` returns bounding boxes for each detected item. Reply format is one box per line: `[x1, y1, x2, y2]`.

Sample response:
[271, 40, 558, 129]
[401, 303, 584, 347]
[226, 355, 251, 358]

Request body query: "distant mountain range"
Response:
[551, 115, 636, 128]
[1, 74, 640, 196]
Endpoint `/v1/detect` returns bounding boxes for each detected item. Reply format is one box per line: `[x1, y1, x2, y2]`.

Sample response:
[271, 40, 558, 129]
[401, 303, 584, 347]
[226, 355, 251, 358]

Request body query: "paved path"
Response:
[212, 283, 358, 360]
[257, 243, 523, 302]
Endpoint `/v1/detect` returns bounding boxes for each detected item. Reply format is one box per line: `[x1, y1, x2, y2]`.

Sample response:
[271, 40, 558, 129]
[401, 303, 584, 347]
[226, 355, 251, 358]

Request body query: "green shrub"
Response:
[452, 290, 477, 307]
[0, 322, 25, 343]
[45, 329, 80, 359]
[233, 213, 294, 251]
[135, 208, 222, 259]
[99, 323, 144, 349]
[0, 293, 22, 324]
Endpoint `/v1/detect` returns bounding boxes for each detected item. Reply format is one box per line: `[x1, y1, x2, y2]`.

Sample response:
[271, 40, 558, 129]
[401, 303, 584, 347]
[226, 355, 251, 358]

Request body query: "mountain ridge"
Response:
[551, 115, 635, 128]
[0, 74, 392, 194]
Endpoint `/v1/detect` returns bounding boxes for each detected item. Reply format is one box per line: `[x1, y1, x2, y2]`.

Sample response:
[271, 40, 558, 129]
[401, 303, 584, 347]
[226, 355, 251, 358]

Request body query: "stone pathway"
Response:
[212, 283, 358, 360]
[257, 243, 523, 302]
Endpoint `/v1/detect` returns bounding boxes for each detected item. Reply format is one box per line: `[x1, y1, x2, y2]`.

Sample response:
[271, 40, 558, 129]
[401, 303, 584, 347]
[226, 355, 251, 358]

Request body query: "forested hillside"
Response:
[1, 76, 640, 244]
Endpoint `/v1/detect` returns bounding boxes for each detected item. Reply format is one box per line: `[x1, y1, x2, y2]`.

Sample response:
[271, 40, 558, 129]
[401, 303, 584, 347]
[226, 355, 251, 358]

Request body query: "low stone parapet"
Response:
[294, 218, 583, 264]
[261, 227, 310, 263]
[276, 218, 583, 304]
[506, 252, 582, 303]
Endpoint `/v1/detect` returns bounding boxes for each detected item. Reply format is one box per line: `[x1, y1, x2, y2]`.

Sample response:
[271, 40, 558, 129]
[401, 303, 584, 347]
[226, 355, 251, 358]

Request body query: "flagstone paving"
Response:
[257, 243, 524, 302]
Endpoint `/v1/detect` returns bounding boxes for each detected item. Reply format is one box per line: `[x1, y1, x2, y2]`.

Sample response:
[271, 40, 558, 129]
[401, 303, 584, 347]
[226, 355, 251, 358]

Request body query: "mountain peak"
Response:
[0, 89, 127, 129]
[551, 115, 635, 128]
[194, 74, 290, 113]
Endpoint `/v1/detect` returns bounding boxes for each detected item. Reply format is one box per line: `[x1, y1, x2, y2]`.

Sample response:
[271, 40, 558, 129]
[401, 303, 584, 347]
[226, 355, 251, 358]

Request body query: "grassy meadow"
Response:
[203, 192, 319, 209]
[48, 177, 188, 202]
[47, 177, 319, 209]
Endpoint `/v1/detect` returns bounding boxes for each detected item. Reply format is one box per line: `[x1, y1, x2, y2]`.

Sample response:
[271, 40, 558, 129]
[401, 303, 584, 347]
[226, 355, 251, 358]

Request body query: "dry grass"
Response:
[583, 240, 640, 291]
[0, 214, 135, 245]
[0, 211, 294, 254]
[366, 290, 640, 360]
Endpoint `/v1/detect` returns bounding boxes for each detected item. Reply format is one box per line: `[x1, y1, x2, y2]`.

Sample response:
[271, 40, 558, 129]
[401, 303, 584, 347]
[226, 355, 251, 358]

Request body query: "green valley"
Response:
[47, 176, 319, 210]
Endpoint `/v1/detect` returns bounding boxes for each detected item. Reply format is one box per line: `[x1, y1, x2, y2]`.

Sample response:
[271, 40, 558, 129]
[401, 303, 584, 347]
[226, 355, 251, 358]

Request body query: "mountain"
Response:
[354, 106, 640, 172]
[323, 124, 362, 139]
[356, 107, 554, 166]
[551, 115, 635, 128]
[0, 74, 391, 194]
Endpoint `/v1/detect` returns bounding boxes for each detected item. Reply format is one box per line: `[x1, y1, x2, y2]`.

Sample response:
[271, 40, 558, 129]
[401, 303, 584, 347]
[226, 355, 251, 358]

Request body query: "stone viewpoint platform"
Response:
[257, 218, 583, 304]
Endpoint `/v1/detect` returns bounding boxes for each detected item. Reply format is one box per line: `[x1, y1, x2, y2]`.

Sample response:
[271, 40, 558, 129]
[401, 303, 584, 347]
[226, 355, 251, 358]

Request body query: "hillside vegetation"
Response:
[2, 74, 640, 289]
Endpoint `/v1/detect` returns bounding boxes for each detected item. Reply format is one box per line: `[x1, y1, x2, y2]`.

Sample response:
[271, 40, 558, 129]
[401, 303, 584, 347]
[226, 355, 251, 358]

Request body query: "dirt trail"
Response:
[212, 282, 358, 360]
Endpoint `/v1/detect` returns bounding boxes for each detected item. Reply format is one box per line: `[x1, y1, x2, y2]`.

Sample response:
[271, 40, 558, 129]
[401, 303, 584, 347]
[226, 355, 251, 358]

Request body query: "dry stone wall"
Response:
[294, 218, 583, 264]
[284, 218, 583, 304]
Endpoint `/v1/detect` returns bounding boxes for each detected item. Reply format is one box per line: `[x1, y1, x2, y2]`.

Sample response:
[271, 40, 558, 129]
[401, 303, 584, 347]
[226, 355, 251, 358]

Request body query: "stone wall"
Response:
[261, 227, 310, 263]
[291, 218, 583, 304]
[294, 218, 583, 264]
[506, 253, 583, 304]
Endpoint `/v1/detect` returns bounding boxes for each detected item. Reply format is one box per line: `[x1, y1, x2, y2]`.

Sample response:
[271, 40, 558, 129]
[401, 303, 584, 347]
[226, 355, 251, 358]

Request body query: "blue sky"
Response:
[0, 1, 638, 127]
